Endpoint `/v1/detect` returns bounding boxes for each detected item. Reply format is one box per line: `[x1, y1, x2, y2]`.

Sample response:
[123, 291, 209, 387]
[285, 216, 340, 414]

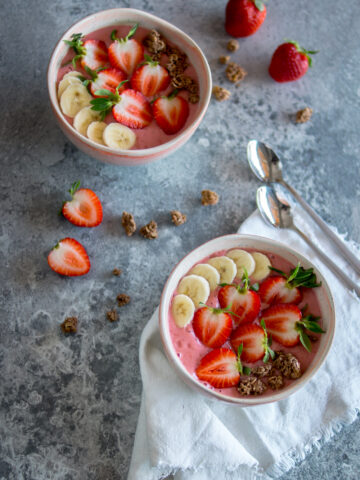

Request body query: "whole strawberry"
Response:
[269, 41, 318, 83]
[225, 0, 267, 38]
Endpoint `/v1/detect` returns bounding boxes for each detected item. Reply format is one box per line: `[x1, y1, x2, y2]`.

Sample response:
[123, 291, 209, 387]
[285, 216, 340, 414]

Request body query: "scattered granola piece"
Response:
[227, 39, 239, 52]
[171, 210, 187, 226]
[107, 310, 118, 322]
[61, 316, 78, 334]
[122, 211, 136, 237]
[219, 55, 230, 65]
[238, 377, 267, 396]
[268, 375, 284, 390]
[140, 220, 158, 239]
[143, 29, 167, 57]
[201, 189, 219, 206]
[112, 268, 122, 276]
[226, 62, 247, 83]
[117, 293, 131, 307]
[252, 364, 272, 378]
[212, 85, 231, 102]
[273, 351, 301, 379]
[296, 107, 313, 123]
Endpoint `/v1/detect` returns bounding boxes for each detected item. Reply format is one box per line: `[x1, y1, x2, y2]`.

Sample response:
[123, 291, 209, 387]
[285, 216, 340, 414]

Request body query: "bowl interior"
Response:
[48, 8, 212, 159]
[159, 234, 335, 406]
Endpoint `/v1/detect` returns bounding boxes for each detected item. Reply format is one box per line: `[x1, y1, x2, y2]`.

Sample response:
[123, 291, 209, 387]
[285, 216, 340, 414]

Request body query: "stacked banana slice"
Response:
[57, 72, 136, 150]
[171, 250, 272, 328]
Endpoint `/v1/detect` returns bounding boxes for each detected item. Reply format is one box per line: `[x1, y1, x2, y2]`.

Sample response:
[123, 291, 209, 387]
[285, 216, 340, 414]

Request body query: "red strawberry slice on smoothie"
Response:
[152, 91, 189, 135]
[64, 34, 108, 70]
[193, 305, 233, 348]
[230, 322, 274, 363]
[131, 55, 170, 96]
[108, 24, 144, 76]
[47, 238, 90, 276]
[195, 348, 241, 388]
[89, 67, 127, 97]
[261, 304, 302, 347]
[61, 181, 103, 227]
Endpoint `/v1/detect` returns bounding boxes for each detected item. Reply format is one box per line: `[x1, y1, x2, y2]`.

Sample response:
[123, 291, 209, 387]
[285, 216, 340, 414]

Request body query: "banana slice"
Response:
[73, 107, 101, 136]
[60, 83, 92, 118]
[190, 263, 220, 291]
[87, 121, 107, 145]
[251, 252, 272, 282]
[103, 123, 136, 150]
[57, 72, 82, 98]
[177, 274, 210, 308]
[226, 249, 255, 278]
[172, 294, 195, 328]
[207, 256, 237, 284]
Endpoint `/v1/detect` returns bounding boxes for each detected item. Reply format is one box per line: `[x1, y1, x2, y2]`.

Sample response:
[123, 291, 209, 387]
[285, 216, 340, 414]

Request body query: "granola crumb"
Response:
[143, 29, 167, 57]
[121, 211, 136, 237]
[268, 375, 284, 390]
[252, 364, 272, 378]
[139, 220, 158, 239]
[296, 107, 313, 123]
[107, 310, 118, 322]
[212, 85, 231, 102]
[219, 55, 230, 65]
[117, 293, 131, 307]
[112, 268, 122, 276]
[61, 316, 78, 334]
[189, 93, 200, 104]
[227, 39, 239, 52]
[238, 377, 267, 396]
[171, 210, 187, 226]
[201, 189, 219, 206]
[273, 351, 301, 379]
[226, 62, 247, 83]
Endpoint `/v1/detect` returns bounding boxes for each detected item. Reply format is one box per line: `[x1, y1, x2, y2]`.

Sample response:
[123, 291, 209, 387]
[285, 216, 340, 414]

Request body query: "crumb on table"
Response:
[139, 220, 158, 239]
[226, 62, 247, 83]
[117, 293, 131, 307]
[212, 85, 231, 101]
[227, 39, 239, 52]
[171, 210, 187, 226]
[107, 310, 119, 322]
[112, 268, 122, 276]
[122, 211, 136, 236]
[201, 189, 219, 206]
[296, 107, 313, 123]
[61, 316, 78, 334]
[219, 55, 230, 64]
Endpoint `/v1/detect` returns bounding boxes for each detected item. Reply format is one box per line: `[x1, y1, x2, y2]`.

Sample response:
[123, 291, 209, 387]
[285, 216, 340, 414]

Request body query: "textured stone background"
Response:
[1, 0, 359, 479]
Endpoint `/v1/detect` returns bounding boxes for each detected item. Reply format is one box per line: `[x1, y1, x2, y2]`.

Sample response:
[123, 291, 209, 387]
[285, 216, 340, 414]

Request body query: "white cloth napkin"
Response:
[128, 209, 360, 480]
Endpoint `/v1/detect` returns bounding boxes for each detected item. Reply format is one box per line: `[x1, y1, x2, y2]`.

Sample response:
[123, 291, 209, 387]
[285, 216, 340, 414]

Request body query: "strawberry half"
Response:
[152, 91, 190, 135]
[131, 55, 170, 97]
[64, 34, 108, 70]
[225, 0, 267, 38]
[108, 24, 144, 76]
[192, 305, 233, 348]
[195, 348, 241, 389]
[48, 238, 90, 276]
[269, 41, 318, 83]
[62, 181, 103, 227]
[89, 67, 127, 97]
[230, 322, 274, 363]
[261, 304, 302, 347]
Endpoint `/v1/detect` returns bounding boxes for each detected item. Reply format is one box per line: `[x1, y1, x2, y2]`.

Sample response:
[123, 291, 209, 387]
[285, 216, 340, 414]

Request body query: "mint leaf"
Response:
[299, 330, 312, 352]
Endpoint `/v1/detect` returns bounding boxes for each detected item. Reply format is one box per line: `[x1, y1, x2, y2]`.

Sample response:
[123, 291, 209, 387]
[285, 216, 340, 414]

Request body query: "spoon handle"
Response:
[282, 180, 360, 275]
[292, 225, 360, 298]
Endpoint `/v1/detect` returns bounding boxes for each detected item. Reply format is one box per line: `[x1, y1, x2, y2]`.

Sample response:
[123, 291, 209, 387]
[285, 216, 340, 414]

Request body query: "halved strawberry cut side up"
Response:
[48, 238, 90, 276]
[193, 306, 233, 348]
[108, 38, 144, 76]
[218, 285, 261, 325]
[230, 323, 266, 363]
[259, 276, 302, 306]
[90, 68, 127, 97]
[112, 89, 152, 129]
[62, 182, 103, 227]
[195, 348, 240, 389]
[261, 304, 302, 347]
[152, 94, 190, 135]
[131, 60, 170, 97]
[81, 40, 108, 71]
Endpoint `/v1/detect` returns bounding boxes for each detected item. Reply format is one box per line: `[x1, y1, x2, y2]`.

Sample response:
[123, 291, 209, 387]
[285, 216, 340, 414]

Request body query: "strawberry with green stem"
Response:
[61, 181, 103, 227]
[131, 54, 171, 97]
[193, 302, 239, 348]
[63, 33, 108, 70]
[79, 66, 127, 98]
[108, 24, 144, 76]
[225, 0, 267, 38]
[230, 319, 275, 363]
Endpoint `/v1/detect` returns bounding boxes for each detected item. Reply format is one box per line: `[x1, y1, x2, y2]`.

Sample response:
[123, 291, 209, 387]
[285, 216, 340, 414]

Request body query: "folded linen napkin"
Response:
[128, 209, 360, 480]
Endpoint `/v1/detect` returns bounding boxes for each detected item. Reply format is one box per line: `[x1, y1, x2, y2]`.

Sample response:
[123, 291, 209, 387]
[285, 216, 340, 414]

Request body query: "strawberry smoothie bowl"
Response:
[47, 8, 212, 166]
[159, 235, 335, 406]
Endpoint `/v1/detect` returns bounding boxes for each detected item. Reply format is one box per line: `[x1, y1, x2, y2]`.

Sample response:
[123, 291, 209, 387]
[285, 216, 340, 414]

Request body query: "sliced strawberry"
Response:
[259, 276, 302, 306]
[131, 55, 170, 97]
[108, 25, 144, 76]
[230, 323, 267, 363]
[48, 238, 90, 276]
[153, 92, 189, 135]
[90, 68, 127, 97]
[112, 89, 152, 129]
[80, 40, 108, 70]
[261, 304, 302, 347]
[192, 306, 233, 348]
[62, 181, 103, 227]
[218, 285, 261, 325]
[195, 348, 240, 389]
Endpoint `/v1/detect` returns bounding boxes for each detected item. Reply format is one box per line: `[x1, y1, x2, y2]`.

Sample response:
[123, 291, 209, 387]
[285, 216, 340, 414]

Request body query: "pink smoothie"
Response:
[169, 249, 323, 398]
[57, 25, 200, 150]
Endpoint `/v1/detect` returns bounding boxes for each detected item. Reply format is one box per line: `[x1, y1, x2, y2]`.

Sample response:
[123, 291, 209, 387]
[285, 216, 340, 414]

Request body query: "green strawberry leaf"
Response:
[69, 180, 80, 196]
[243, 366, 252, 376]
[253, 0, 265, 11]
[299, 330, 312, 352]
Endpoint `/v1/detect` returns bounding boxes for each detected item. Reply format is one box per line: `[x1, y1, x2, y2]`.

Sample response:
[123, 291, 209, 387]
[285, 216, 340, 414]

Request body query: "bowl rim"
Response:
[159, 233, 336, 406]
[47, 7, 212, 157]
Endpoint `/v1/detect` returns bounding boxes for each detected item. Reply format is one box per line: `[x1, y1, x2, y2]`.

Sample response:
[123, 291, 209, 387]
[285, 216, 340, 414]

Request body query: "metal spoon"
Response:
[256, 185, 360, 297]
[248, 140, 360, 275]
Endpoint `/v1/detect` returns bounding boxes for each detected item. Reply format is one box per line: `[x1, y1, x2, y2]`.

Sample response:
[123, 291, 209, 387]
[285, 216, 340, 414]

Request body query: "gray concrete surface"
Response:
[1, 0, 359, 479]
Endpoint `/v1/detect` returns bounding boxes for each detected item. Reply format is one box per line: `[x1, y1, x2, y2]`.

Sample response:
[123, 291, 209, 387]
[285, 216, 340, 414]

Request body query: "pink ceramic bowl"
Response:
[47, 8, 212, 166]
[159, 234, 335, 406]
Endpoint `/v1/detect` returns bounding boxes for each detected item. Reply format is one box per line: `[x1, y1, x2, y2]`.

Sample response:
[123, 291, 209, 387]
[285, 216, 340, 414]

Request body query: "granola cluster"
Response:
[122, 211, 137, 237]
[273, 351, 301, 379]
[117, 293, 131, 307]
[238, 377, 267, 395]
[112, 268, 122, 276]
[106, 310, 118, 322]
[268, 375, 284, 390]
[227, 39, 239, 52]
[61, 316, 78, 334]
[171, 210, 187, 226]
[201, 189, 219, 206]
[251, 364, 273, 378]
[140, 220, 158, 239]
[143, 29, 167, 61]
[219, 55, 230, 65]
[212, 85, 231, 102]
[296, 107, 313, 123]
[226, 62, 247, 83]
